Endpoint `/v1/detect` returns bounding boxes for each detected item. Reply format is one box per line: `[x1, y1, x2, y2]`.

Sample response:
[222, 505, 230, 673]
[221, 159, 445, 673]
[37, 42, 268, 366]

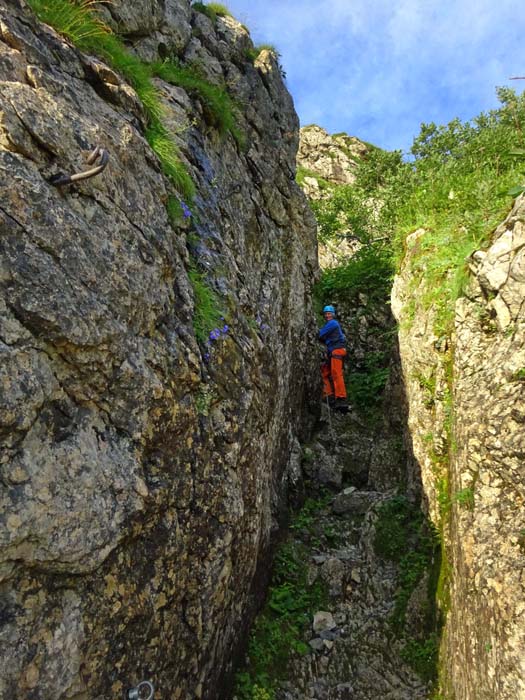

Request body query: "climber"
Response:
[318, 305, 349, 413]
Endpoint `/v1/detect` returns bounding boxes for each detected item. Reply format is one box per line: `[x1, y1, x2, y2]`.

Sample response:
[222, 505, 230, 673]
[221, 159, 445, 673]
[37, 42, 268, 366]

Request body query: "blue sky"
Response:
[224, 0, 525, 153]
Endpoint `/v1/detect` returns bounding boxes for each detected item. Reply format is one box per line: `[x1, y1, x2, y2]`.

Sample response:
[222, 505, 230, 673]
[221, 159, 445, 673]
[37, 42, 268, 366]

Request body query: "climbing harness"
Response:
[126, 680, 154, 700]
[49, 145, 109, 186]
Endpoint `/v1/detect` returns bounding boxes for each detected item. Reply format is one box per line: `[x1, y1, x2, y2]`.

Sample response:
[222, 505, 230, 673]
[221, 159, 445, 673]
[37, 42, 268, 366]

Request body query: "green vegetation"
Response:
[453, 487, 474, 509]
[400, 635, 440, 682]
[25, 0, 108, 46]
[235, 538, 328, 700]
[151, 60, 243, 145]
[192, 2, 232, 22]
[315, 88, 525, 336]
[195, 384, 216, 415]
[188, 267, 224, 343]
[512, 367, 525, 381]
[27, 0, 195, 199]
[317, 245, 393, 302]
[373, 496, 441, 682]
[345, 350, 390, 416]
[146, 121, 196, 199]
[246, 43, 280, 63]
[289, 492, 332, 539]
[295, 166, 332, 190]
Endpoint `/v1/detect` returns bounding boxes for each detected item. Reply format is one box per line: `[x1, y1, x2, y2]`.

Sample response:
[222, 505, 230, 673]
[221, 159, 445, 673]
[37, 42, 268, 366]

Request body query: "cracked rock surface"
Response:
[392, 196, 525, 699]
[0, 2, 318, 698]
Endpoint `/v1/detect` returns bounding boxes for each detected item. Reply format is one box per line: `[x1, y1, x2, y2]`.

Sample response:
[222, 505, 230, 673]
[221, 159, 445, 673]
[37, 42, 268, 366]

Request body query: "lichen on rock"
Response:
[0, 1, 319, 697]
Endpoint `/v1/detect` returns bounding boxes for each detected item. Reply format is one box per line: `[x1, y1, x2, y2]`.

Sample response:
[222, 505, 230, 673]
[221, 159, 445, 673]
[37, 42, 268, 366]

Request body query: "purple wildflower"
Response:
[222, 325, 229, 333]
[204, 352, 210, 362]
[180, 200, 192, 219]
[209, 329, 221, 341]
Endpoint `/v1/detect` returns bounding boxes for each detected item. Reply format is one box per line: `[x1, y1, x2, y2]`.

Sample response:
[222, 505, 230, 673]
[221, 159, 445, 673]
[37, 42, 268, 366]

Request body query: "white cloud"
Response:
[226, 0, 525, 150]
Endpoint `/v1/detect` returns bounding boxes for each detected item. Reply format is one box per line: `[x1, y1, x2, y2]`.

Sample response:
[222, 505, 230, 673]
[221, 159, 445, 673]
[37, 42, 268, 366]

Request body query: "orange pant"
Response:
[321, 349, 347, 399]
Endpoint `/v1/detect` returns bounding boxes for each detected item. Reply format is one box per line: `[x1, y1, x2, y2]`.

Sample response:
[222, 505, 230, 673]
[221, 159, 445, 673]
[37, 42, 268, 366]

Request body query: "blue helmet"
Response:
[323, 305, 336, 315]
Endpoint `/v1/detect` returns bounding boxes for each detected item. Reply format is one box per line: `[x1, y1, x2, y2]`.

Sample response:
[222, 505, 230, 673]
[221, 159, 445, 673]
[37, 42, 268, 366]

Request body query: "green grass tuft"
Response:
[192, 2, 232, 23]
[188, 267, 224, 343]
[26, 0, 108, 45]
[246, 43, 280, 63]
[207, 2, 232, 16]
[146, 122, 195, 200]
[27, 0, 194, 200]
[151, 60, 244, 146]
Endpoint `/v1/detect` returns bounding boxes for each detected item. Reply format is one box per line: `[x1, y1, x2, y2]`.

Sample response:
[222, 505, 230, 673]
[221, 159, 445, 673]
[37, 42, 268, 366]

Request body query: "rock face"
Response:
[0, 2, 319, 698]
[297, 126, 369, 270]
[392, 198, 525, 699]
[297, 125, 367, 191]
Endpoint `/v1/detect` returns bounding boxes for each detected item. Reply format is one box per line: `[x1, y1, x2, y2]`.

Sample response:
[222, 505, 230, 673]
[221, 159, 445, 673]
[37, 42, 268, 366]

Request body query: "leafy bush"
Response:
[313, 89, 525, 336]
[234, 537, 327, 699]
[400, 635, 439, 682]
[318, 244, 393, 303]
[346, 350, 390, 414]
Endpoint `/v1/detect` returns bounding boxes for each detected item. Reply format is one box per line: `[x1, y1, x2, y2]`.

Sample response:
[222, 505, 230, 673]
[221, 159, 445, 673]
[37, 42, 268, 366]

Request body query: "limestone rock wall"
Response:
[392, 199, 525, 699]
[0, 2, 319, 698]
[297, 126, 368, 270]
[297, 125, 367, 191]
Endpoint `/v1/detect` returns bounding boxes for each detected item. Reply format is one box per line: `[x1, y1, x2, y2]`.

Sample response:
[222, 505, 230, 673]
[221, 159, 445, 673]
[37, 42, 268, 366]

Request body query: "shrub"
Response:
[235, 535, 328, 698]
[317, 244, 393, 303]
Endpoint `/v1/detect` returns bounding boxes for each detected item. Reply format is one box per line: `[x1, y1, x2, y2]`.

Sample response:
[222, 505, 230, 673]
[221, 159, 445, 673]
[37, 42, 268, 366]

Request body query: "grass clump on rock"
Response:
[27, 0, 194, 200]
[151, 60, 244, 146]
[192, 1, 232, 23]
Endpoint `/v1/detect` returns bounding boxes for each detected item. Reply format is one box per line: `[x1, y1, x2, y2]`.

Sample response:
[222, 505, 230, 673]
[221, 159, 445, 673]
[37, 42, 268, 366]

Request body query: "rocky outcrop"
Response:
[297, 126, 369, 270]
[0, 2, 319, 698]
[392, 198, 525, 699]
[297, 125, 367, 192]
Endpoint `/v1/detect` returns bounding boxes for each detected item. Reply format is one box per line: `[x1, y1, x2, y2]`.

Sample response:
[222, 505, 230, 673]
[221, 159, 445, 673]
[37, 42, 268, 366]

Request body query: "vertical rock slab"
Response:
[392, 199, 525, 699]
[0, 1, 319, 698]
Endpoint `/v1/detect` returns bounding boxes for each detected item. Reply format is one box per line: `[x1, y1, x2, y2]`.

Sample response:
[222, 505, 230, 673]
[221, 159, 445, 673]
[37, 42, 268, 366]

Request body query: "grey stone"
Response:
[309, 638, 325, 653]
[332, 489, 382, 515]
[313, 611, 336, 634]
[392, 194, 525, 699]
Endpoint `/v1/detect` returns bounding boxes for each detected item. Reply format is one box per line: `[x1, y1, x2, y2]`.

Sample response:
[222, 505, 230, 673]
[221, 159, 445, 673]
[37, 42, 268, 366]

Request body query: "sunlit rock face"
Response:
[0, 1, 319, 697]
[297, 125, 367, 189]
[297, 126, 369, 270]
[392, 197, 525, 699]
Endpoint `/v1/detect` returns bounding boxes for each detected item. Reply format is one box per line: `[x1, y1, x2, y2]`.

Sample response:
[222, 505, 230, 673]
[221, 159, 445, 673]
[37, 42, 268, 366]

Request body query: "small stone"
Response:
[309, 637, 325, 652]
[350, 568, 361, 583]
[319, 629, 337, 641]
[313, 611, 336, 633]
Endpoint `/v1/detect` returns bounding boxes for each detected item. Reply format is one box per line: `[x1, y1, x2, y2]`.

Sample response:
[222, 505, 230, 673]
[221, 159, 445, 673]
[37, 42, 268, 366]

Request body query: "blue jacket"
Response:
[318, 319, 346, 353]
